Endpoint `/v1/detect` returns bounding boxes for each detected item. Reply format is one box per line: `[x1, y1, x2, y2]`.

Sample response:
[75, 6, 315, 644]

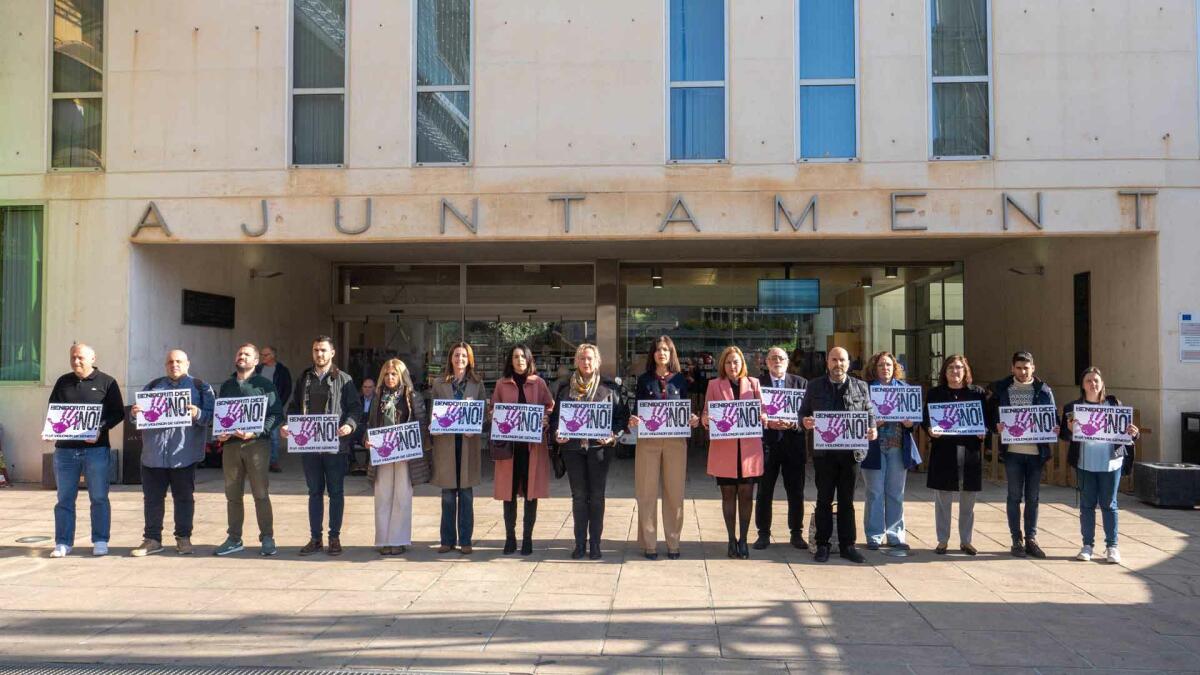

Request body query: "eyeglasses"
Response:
[767, 355, 787, 361]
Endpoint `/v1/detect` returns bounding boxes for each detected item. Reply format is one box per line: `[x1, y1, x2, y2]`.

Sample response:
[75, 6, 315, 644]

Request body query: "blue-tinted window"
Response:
[929, 0, 990, 157]
[670, 0, 725, 82]
[670, 88, 725, 161]
[798, 0, 854, 79]
[797, 0, 856, 160]
[669, 0, 725, 161]
[800, 86, 855, 159]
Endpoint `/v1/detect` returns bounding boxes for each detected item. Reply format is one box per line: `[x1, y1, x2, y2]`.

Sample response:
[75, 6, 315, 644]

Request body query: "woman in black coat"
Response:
[923, 354, 992, 555]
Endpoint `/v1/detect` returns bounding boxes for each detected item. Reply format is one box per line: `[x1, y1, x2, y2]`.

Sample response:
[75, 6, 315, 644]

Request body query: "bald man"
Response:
[46, 344, 125, 558]
[800, 347, 877, 564]
[130, 350, 214, 557]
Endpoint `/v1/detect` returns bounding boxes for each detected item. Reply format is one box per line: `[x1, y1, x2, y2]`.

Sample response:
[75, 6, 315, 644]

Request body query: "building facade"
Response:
[0, 0, 1197, 481]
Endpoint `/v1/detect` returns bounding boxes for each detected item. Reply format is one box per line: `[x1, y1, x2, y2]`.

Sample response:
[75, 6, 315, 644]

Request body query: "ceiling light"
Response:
[652, 278, 663, 289]
[550, 279, 561, 290]
[885, 266, 898, 279]
[860, 276, 873, 289]
[650, 267, 663, 281]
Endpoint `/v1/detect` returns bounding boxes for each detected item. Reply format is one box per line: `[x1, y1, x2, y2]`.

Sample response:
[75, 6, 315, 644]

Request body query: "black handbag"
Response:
[550, 448, 567, 479]
[490, 439, 514, 461]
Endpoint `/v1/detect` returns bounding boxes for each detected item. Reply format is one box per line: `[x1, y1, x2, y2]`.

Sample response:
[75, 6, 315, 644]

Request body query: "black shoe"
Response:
[737, 539, 750, 560]
[503, 536, 517, 555]
[867, 541, 880, 551]
[891, 542, 911, 551]
[727, 541, 738, 558]
[520, 539, 533, 556]
[644, 551, 658, 560]
[667, 551, 681, 560]
[840, 546, 866, 564]
[589, 543, 602, 560]
[752, 535, 770, 550]
[814, 545, 830, 563]
[571, 543, 585, 559]
[790, 536, 809, 550]
[1011, 539, 1028, 558]
[935, 543, 948, 555]
[1025, 538, 1046, 559]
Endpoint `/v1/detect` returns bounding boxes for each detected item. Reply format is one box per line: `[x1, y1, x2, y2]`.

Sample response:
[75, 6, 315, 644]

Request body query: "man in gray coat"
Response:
[131, 349, 214, 556]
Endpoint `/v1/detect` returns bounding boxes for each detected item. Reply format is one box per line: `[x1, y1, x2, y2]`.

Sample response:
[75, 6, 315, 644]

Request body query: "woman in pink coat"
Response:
[702, 346, 765, 559]
[491, 344, 555, 556]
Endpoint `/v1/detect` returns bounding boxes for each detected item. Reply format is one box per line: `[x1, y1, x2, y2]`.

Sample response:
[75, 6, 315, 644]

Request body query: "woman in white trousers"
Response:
[364, 358, 425, 555]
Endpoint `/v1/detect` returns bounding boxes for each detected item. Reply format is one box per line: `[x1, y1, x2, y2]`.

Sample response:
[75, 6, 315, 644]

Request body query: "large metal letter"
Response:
[549, 194, 586, 232]
[130, 201, 172, 238]
[334, 198, 372, 235]
[1118, 190, 1158, 230]
[774, 195, 817, 232]
[241, 200, 269, 237]
[1002, 192, 1043, 231]
[441, 198, 479, 234]
[659, 196, 701, 232]
[890, 192, 927, 231]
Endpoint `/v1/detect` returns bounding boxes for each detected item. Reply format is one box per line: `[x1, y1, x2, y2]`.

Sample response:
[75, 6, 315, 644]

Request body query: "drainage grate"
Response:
[0, 665, 459, 675]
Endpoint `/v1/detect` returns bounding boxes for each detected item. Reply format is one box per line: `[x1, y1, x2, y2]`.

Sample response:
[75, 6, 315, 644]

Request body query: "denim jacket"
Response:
[139, 375, 215, 469]
[861, 379, 922, 470]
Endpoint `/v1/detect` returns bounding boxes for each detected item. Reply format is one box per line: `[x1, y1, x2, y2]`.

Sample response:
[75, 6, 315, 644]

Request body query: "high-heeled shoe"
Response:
[503, 536, 517, 555]
[738, 539, 750, 559]
[727, 541, 738, 558]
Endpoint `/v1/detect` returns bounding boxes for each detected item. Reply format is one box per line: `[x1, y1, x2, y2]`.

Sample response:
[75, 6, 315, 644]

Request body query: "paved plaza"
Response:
[1, 451, 1199, 674]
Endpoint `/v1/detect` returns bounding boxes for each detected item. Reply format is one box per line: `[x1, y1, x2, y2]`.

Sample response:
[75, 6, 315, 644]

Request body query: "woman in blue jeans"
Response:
[1060, 367, 1139, 564]
[861, 351, 921, 551]
[430, 342, 488, 555]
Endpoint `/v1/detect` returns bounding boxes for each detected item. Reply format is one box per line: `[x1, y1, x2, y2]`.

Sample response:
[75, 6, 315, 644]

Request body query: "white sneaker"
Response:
[50, 544, 71, 558]
[1076, 545, 1093, 562]
[92, 542, 109, 556]
[1104, 546, 1121, 564]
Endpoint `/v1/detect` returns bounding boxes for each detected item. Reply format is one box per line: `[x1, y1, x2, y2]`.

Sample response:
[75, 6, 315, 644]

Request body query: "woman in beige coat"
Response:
[430, 342, 488, 555]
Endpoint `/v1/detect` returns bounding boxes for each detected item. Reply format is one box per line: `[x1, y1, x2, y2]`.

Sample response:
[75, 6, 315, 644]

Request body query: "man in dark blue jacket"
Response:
[989, 351, 1058, 559]
[754, 347, 809, 550]
[256, 345, 292, 473]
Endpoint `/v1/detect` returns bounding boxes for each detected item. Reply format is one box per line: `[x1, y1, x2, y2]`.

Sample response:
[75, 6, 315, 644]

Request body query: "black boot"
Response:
[589, 541, 602, 560]
[520, 499, 537, 556]
[502, 500, 517, 555]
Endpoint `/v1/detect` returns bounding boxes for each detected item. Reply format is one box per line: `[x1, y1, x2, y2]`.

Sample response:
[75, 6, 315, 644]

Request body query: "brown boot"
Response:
[327, 537, 343, 556]
[299, 538, 323, 556]
[175, 537, 194, 555]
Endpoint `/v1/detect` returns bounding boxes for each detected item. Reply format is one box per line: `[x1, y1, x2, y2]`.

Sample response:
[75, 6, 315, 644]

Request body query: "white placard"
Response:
[812, 411, 871, 450]
[430, 399, 486, 435]
[212, 396, 267, 436]
[42, 403, 103, 441]
[927, 401, 987, 436]
[367, 422, 424, 465]
[1071, 404, 1134, 444]
[706, 399, 763, 440]
[637, 400, 693, 439]
[999, 405, 1059, 444]
[135, 389, 193, 430]
[556, 400, 614, 440]
[490, 403, 545, 444]
[760, 387, 805, 423]
[286, 414, 341, 453]
[869, 384, 924, 423]
[1181, 312, 1200, 362]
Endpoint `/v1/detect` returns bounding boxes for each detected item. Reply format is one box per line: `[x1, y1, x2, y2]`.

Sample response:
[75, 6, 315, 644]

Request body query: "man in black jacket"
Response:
[45, 343, 125, 558]
[800, 347, 877, 563]
[754, 347, 809, 550]
[256, 345, 292, 473]
[280, 336, 362, 556]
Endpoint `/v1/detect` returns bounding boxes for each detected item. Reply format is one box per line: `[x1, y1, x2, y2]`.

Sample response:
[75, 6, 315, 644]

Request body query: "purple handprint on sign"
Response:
[434, 403, 462, 429]
[218, 402, 244, 429]
[713, 405, 740, 433]
[816, 416, 847, 444]
[375, 429, 398, 458]
[562, 406, 584, 433]
[643, 404, 669, 432]
[875, 389, 901, 416]
[48, 408, 79, 434]
[1078, 410, 1102, 437]
[762, 391, 788, 416]
[497, 408, 520, 435]
[141, 395, 170, 423]
[1007, 411, 1031, 438]
[932, 405, 959, 431]
[293, 419, 318, 446]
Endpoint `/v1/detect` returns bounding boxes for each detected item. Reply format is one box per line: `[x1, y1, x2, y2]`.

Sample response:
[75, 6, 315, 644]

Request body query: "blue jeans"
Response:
[1078, 468, 1121, 547]
[301, 453, 348, 540]
[1005, 453, 1043, 540]
[440, 488, 475, 547]
[862, 447, 908, 545]
[53, 446, 112, 546]
[269, 433, 281, 465]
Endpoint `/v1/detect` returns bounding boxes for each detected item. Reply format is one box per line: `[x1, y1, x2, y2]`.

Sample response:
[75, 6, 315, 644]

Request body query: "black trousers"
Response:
[756, 442, 806, 539]
[141, 463, 197, 542]
[563, 448, 611, 547]
[813, 452, 856, 548]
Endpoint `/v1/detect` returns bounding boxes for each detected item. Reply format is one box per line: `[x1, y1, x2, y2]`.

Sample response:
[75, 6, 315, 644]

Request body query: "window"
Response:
[0, 207, 44, 382]
[668, 0, 726, 162]
[929, 0, 990, 158]
[797, 0, 857, 160]
[415, 0, 471, 165]
[292, 0, 346, 166]
[50, 0, 103, 169]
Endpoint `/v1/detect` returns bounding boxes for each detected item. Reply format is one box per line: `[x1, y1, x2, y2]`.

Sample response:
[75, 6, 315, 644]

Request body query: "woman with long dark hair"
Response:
[430, 342, 488, 555]
[924, 354, 990, 555]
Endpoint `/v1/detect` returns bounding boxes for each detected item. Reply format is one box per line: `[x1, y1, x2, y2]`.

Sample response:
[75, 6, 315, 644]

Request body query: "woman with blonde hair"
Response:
[430, 342, 488, 555]
[363, 358, 426, 555]
[702, 346, 765, 559]
[862, 351, 921, 551]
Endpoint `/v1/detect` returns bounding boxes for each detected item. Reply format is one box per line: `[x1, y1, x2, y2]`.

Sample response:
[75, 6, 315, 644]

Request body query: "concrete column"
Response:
[595, 259, 619, 379]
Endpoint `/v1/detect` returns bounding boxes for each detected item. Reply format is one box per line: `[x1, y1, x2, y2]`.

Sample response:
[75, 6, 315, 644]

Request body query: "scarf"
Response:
[571, 370, 600, 402]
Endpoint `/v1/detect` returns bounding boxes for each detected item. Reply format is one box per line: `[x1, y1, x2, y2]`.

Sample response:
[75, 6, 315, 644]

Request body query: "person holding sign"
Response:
[281, 336, 363, 557]
[1060, 367, 1139, 564]
[630, 336, 698, 560]
[800, 347, 877, 564]
[989, 351, 1057, 559]
[862, 351, 921, 552]
[492, 344, 555, 556]
[924, 354, 990, 555]
[430, 343, 489, 555]
[551, 344, 628, 560]
[363, 358, 426, 555]
[213, 344, 282, 557]
[702, 346, 766, 560]
[45, 344, 125, 558]
[130, 350, 214, 557]
[753, 346, 809, 551]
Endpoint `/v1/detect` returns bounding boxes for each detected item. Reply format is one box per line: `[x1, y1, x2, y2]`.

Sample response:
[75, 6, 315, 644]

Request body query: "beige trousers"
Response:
[635, 437, 688, 552]
[374, 461, 413, 546]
